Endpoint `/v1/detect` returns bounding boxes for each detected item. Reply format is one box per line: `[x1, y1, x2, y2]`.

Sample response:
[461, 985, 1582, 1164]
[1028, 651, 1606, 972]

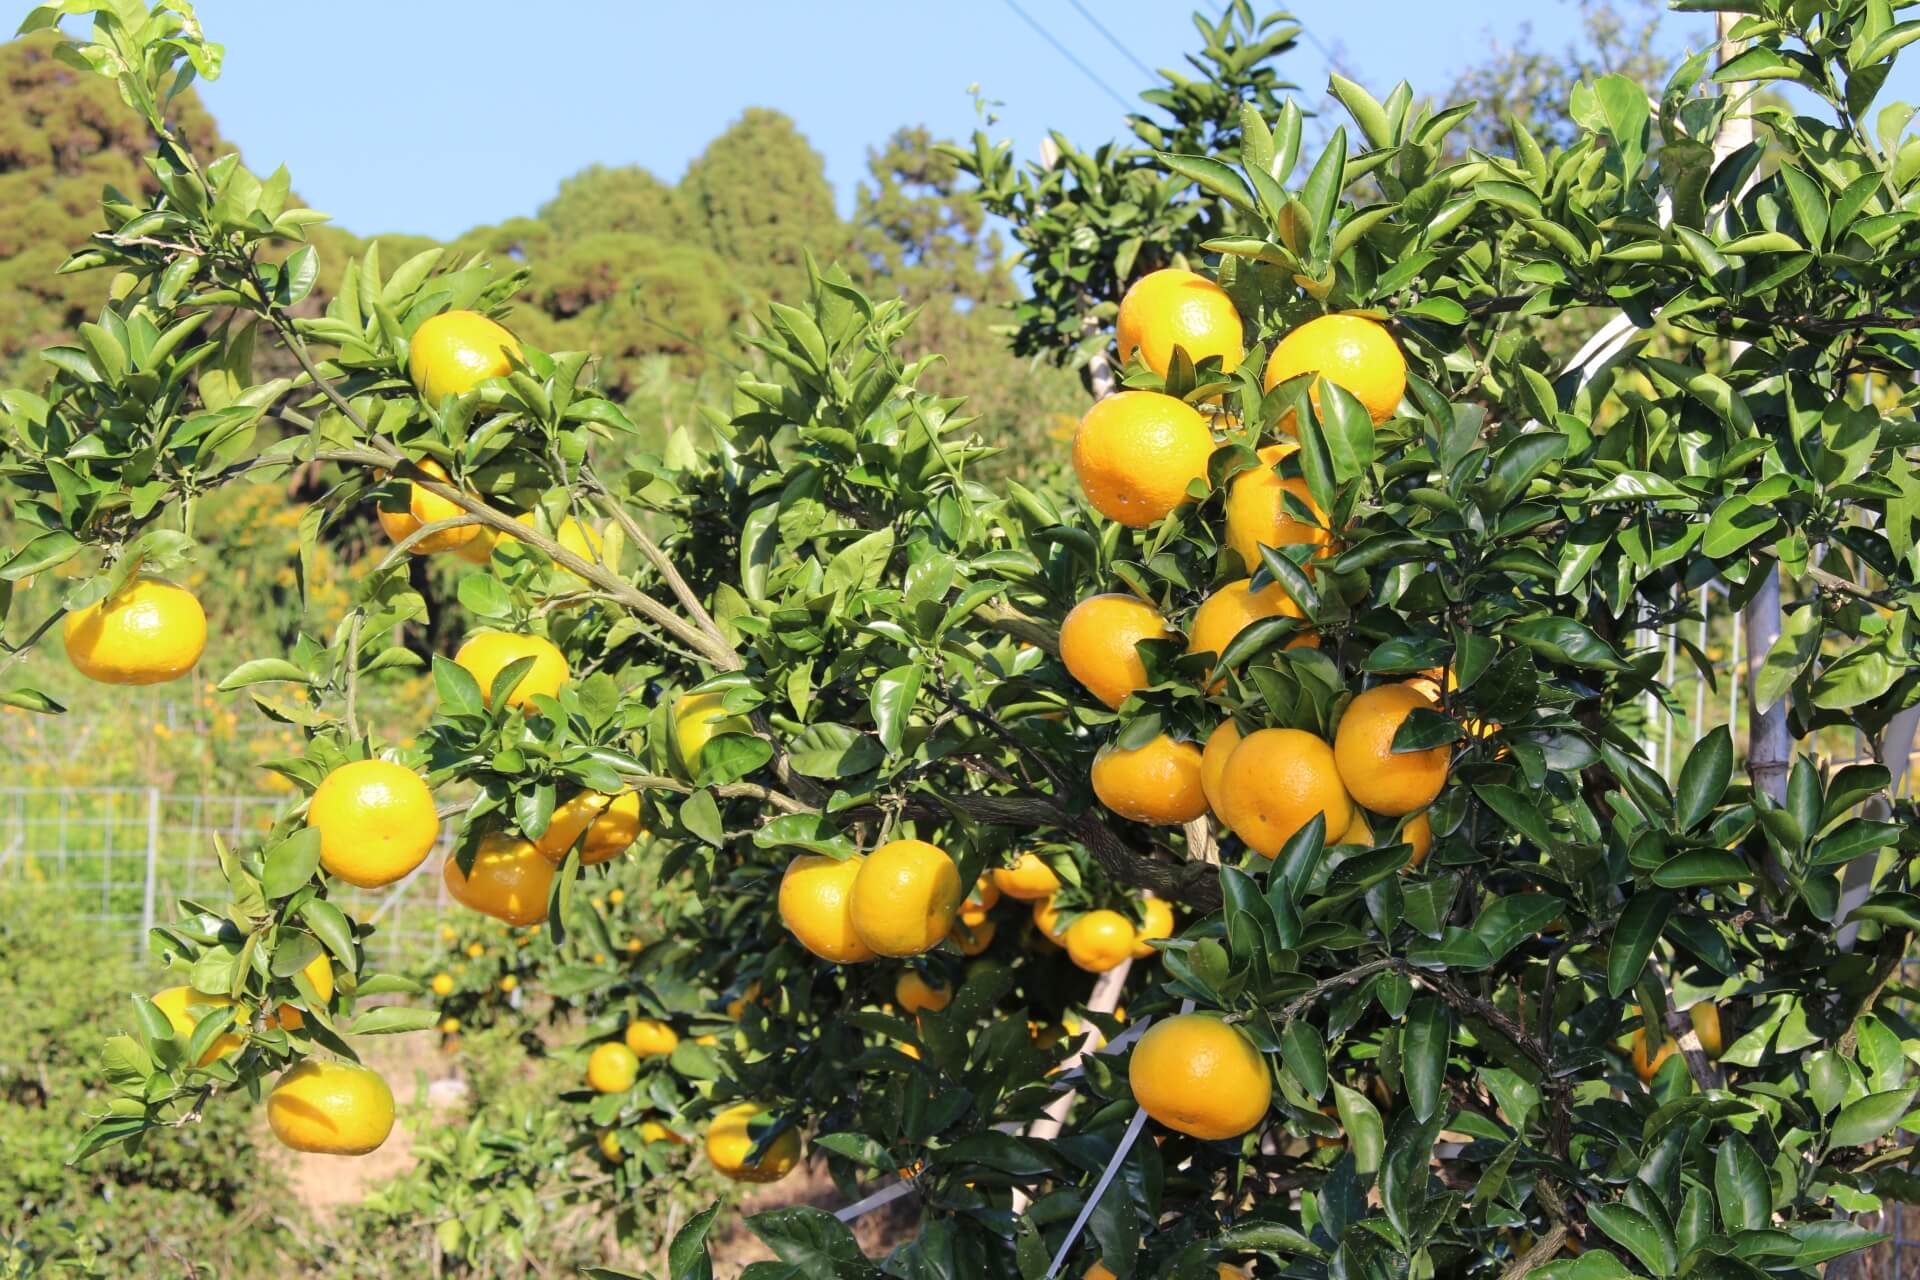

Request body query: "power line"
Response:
[1298, 21, 1351, 82]
[1064, 0, 1156, 81]
[999, 0, 1135, 113]
[1217, 0, 1350, 83]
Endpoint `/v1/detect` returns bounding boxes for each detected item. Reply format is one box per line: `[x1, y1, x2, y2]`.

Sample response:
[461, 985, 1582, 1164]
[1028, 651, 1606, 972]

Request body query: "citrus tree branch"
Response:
[579, 473, 730, 651]
[307, 444, 738, 670]
[239, 264, 741, 671]
[612, 770, 813, 815]
[1, 605, 70, 677]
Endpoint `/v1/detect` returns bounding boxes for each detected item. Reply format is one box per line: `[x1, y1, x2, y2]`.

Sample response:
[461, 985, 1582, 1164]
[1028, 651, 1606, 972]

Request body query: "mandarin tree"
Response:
[7, 2, 1920, 1278]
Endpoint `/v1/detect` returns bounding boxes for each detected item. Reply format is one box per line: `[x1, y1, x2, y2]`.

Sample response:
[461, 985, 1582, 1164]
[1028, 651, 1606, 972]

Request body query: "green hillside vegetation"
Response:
[0, 30, 1078, 444]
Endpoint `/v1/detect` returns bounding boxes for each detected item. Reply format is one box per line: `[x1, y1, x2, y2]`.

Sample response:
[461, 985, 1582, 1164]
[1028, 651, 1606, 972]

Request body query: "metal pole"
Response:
[1714, 15, 1789, 808]
[1728, 607, 1742, 751]
[1660, 629, 1677, 779]
[139, 786, 160, 951]
[1695, 590, 1709, 745]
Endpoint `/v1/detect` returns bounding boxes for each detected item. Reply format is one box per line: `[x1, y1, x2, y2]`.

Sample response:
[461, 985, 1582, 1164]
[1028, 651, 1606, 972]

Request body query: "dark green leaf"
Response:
[1650, 851, 1749, 888]
[1675, 726, 1732, 833]
[1402, 997, 1451, 1124]
[1280, 1019, 1328, 1100]
[1588, 1202, 1674, 1278]
[787, 723, 884, 779]
[669, 1201, 722, 1280]
[1714, 1131, 1771, 1233]
[433, 655, 485, 719]
[1608, 893, 1672, 997]
[1830, 1086, 1916, 1148]
[261, 828, 323, 899]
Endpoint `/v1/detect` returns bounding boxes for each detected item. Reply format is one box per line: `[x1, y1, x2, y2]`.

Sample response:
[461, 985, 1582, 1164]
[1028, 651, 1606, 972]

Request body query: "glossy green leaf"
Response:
[1674, 725, 1732, 833]
[1830, 1086, 1917, 1148]
[1607, 893, 1672, 997]
[1402, 997, 1451, 1124]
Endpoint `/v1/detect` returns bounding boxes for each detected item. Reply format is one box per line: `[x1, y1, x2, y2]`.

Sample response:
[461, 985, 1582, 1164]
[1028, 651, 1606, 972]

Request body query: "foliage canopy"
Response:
[3, 0, 1920, 1277]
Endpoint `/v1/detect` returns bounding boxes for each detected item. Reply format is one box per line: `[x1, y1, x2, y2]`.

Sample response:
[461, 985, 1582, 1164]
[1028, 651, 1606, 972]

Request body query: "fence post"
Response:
[139, 786, 161, 949]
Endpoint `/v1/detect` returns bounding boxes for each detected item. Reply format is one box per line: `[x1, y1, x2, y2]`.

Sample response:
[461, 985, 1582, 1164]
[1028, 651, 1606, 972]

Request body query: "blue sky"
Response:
[178, 2, 1915, 240]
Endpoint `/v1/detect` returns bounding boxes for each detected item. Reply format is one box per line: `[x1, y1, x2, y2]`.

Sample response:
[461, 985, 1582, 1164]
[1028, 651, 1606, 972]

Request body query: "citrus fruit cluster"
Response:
[132, 316, 659, 1160]
[1056, 268, 1449, 1143]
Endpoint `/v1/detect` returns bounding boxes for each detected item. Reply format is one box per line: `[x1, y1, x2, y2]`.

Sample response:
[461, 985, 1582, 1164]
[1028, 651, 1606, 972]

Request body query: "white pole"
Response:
[1661, 629, 1677, 779]
[1728, 606, 1742, 750]
[139, 786, 160, 951]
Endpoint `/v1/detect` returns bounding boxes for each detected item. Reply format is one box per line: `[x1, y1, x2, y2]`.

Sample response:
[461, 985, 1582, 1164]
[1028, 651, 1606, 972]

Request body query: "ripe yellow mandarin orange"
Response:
[1339, 810, 1375, 847]
[1115, 267, 1244, 378]
[1216, 728, 1352, 857]
[440, 1017, 460, 1033]
[779, 854, 875, 963]
[598, 1130, 624, 1161]
[152, 986, 242, 1064]
[625, 1018, 679, 1057]
[896, 971, 953, 1014]
[1404, 664, 1499, 738]
[454, 631, 570, 709]
[1224, 444, 1330, 575]
[443, 834, 554, 927]
[1129, 1013, 1272, 1140]
[1263, 313, 1406, 429]
[1690, 1003, 1724, 1057]
[64, 576, 206, 685]
[452, 520, 501, 565]
[705, 1102, 801, 1183]
[1406, 665, 1449, 702]
[639, 1120, 686, 1145]
[376, 459, 478, 555]
[306, 759, 439, 889]
[726, 981, 763, 1020]
[465, 943, 484, 959]
[537, 790, 641, 865]
[993, 853, 1062, 901]
[266, 952, 335, 1032]
[1132, 896, 1175, 958]
[1066, 909, 1137, 973]
[850, 839, 963, 957]
[587, 1041, 640, 1093]
[950, 917, 997, 956]
[959, 875, 1000, 926]
[1631, 1028, 1678, 1082]
[1403, 811, 1434, 868]
[673, 690, 753, 775]
[499, 974, 518, 993]
[1200, 719, 1241, 815]
[1314, 1102, 1347, 1148]
[1072, 391, 1214, 528]
[1032, 896, 1070, 948]
[1091, 735, 1208, 826]
[1187, 579, 1315, 688]
[1333, 684, 1451, 816]
[1059, 593, 1171, 709]
[431, 973, 454, 997]
[511, 511, 604, 586]
[409, 310, 520, 402]
[267, 1061, 395, 1155]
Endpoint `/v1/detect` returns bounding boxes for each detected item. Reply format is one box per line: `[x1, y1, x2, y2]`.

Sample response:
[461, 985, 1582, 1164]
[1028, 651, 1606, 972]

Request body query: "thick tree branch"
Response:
[581, 473, 731, 651]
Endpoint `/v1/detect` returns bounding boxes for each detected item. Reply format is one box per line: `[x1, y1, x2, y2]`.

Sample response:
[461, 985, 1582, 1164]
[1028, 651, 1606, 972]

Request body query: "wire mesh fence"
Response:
[0, 786, 455, 967]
